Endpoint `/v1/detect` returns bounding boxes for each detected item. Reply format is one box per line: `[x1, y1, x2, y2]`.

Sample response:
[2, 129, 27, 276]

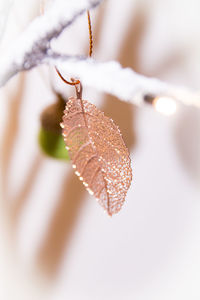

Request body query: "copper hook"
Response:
[55, 10, 92, 93]
[55, 67, 80, 86]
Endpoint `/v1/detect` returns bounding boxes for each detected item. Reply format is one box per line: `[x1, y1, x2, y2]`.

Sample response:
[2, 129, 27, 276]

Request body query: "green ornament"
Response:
[38, 128, 70, 160]
[38, 93, 70, 161]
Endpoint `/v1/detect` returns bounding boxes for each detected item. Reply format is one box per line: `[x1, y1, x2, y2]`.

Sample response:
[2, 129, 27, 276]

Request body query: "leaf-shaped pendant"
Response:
[61, 83, 132, 216]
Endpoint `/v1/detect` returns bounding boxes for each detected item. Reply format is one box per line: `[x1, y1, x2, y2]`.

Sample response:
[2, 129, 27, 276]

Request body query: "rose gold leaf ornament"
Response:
[60, 81, 132, 216]
[57, 10, 132, 215]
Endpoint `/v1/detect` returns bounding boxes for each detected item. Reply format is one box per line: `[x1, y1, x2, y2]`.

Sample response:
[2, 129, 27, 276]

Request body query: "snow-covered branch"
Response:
[51, 55, 200, 108]
[0, 0, 200, 110]
[0, 0, 102, 86]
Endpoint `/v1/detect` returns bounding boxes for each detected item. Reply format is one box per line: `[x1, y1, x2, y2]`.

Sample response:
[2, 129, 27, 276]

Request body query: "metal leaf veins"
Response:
[61, 96, 132, 216]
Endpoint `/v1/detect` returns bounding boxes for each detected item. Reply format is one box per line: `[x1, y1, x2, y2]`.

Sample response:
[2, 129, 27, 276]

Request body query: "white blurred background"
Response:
[0, 0, 200, 299]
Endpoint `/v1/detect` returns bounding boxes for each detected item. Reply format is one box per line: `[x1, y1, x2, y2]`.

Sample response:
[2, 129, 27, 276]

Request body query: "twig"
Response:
[0, 0, 199, 109]
[49, 55, 200, 108]
[0, 0, 103, 86]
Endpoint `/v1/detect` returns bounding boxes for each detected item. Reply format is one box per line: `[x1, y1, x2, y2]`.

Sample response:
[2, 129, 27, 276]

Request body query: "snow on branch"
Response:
[52, 56, 200, 108]
[0, 0, 103, 86]
[0, 0, 200, 110]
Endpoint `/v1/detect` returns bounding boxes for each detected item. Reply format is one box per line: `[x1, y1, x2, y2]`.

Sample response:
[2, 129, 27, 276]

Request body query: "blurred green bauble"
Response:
[38, 93, 69, 160]
[38, 128, 70, 160]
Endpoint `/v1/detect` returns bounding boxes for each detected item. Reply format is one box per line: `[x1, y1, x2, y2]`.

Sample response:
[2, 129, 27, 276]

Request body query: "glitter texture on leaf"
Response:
[61, 96, 132, 216]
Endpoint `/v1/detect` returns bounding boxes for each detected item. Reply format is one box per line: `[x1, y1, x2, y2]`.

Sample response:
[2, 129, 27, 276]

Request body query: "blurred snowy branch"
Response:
[0, 0, 102, 86]
[0, 0, 200, 109]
